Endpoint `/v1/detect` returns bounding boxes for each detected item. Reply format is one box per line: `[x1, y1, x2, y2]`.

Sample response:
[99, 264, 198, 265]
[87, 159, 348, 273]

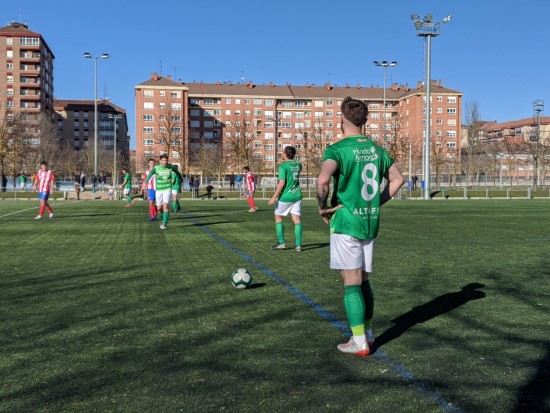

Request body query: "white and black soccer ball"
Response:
[231, 268, 252, 289]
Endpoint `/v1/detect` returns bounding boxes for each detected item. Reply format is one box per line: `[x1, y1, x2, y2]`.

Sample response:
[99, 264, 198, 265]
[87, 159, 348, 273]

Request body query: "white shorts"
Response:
[155, 189, 171, 206]
[171, 189, 178, 196]
[123, 188, 131, 196]
[330, 233, 375, 271]
[274, 200, 302, 217]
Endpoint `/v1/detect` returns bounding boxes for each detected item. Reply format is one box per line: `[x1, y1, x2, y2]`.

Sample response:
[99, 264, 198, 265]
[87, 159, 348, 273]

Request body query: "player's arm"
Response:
[50, 174, 55, 193]
[380, 163, 405, 206]
[268, 179, 286, 206]
[317, 159, 340, 224]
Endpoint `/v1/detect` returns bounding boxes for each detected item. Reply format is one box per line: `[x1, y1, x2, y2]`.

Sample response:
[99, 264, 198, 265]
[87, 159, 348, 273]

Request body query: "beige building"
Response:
[135, 73, 463, 179]
[0, 21, 55, 145]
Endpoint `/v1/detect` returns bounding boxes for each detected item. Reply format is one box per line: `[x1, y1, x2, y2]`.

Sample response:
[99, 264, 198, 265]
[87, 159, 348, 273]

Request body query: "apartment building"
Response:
[54, 99, 130, 154]
[0, 21, 55, 144]
[135, 73, 462, 178]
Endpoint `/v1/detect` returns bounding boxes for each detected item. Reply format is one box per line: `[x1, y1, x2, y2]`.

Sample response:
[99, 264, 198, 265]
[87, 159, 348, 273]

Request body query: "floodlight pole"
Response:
[411, 14, 451, 199]
[83, 52, 109, 184]
[109, 114, 122, 187]
[533, 99, 544, 188]
[373, 61, 397, 143]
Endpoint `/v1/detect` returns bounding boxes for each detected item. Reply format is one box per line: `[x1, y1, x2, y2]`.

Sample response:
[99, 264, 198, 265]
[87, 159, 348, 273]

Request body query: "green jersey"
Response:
[322, 135, 394, 240]
[168, 164, 183, 191]
[123, 173, 132, 189]
[278, 160, 302, 203]
[146, 165, 175, 191]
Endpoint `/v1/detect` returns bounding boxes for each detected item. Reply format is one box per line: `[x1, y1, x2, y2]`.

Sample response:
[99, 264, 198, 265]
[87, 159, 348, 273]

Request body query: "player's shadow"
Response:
[247, 283, 266, 289]
[300, 242, 329, 251]
[374, 283, 486, 349]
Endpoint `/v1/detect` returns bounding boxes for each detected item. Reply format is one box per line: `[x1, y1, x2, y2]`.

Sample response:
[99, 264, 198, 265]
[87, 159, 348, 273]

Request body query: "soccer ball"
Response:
[231, 268, 252, 289]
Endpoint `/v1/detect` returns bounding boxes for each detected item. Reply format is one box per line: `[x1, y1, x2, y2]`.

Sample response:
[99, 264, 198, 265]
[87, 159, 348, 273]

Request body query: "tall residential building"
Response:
[0, 21, 55, 145]
[135, 73, 462, 179]
[54, 99, 130, 168]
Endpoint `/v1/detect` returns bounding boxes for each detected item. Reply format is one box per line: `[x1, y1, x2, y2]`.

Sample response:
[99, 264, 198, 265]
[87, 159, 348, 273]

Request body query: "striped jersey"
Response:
[245, 172, 255, 192]
[142, 169, 156, 190]
[146, 165, 175, 191]
[36, 168, 54, 192]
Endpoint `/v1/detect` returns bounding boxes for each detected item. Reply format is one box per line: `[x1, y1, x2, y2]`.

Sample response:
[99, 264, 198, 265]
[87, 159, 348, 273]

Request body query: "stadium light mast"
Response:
[373, 61, 398, 143]
[83, 52, 109, 186]
[532, 99, 544, 188]
[411, 13, 452, 199]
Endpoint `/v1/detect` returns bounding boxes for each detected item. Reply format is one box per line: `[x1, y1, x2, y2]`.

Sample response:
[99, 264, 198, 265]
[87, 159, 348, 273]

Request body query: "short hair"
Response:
[40, 161, 48, 166]
[147, 158, 155, 163]
[243, 165, 250, 172]
[159, 153, 168, 160]
[284, 146, 296, 159]
[341, 96, 368, 127]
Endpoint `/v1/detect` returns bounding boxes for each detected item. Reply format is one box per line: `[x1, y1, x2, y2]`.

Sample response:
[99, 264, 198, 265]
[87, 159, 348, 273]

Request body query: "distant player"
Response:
[140, 158, 157, 221]
[168, 163, 183, 213]
[243, 165, 257, 212]
[268, 146, 303, 251]
[317, 97, 404, 356]
[120, 168, 134, 207]
[145, 153, 175, 230]
[32, 161, 55, 219]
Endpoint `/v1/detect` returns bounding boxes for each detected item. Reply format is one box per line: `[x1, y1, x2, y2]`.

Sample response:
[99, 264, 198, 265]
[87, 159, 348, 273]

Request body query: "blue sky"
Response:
[4, 0, 549, 148]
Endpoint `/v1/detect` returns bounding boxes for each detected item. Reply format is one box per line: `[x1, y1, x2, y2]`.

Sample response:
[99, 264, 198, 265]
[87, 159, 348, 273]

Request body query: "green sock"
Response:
[361, 280, 374, 330]
[162, 211, 169, 225]
[294, 223, 302, 247]
[344, 285, 366, 337]
[172, 200, 178, 212]
[275, 222, 285, 244]
[126, 196, 132, 204]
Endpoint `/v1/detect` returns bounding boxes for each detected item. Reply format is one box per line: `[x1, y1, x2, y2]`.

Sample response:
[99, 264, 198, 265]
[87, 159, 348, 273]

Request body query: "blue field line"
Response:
[184, 211, 463, 413]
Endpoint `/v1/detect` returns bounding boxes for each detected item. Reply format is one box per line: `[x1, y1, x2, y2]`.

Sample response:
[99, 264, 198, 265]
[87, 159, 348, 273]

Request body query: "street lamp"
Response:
[109, 114, 122, 187]
[411, 13, 452, 199]
[533, 99, 544, 188]
[373, 60, 397, 143]
[83, 52, 109, 189]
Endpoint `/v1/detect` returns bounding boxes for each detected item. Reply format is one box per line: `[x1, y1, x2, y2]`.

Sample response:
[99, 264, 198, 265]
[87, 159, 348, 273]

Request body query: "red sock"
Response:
[39, 205, 45, 216]
[45, 205, 53, 213]
[149, 205, 156, 218]
[247, 198, 256, 209]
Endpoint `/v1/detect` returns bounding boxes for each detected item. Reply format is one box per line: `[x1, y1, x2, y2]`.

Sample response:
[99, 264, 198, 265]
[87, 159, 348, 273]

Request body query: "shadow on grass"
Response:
[375, 283, 486, 349]
[301, 242, 329, 251]
[513, 342, 550, 413]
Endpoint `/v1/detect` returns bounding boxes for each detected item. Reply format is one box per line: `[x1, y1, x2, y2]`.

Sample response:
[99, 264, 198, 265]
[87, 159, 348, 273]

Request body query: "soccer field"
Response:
[0, 199, 548, 412]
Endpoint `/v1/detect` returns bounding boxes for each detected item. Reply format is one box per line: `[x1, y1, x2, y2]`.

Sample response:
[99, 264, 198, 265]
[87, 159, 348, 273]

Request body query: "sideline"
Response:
[180, 209, 463, 413]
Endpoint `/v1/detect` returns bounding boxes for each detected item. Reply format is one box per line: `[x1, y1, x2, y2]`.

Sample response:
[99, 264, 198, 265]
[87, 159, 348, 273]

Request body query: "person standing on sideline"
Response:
[268, 146, 303, 251]
[32, 161, 56, 219]
[235, 173, 242, 190]
[229, 173, 235, 191]
[140, 158, 157, 220]
[120, 168, 134, 207]
[80, 172, 86, 191]
[145, 153, 175, 230]
[19, 173, 27, 191]
[317, 97, 404, 356]
[243, 166, 257, 212]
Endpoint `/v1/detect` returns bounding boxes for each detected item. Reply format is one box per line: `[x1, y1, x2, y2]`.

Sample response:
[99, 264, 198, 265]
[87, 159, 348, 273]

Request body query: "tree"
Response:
[156, 100, 184, 170]
[0, 107, 23, 188]
[223, 109, 256, 171]
[191, 139, 228, 182]
[462, 101, 484, 183]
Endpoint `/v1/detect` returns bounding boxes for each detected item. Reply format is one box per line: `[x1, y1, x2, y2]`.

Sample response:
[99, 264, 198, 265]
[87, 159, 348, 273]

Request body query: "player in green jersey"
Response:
[120, 168, 134, 207]
[268, 146, 303, 251]
[168, 163, 183, 213]
[145, 154, 176, 230]
[317, 97, 404, 356]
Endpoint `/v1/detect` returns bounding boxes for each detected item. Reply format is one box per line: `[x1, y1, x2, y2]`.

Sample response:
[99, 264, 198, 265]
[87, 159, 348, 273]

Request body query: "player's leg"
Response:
[331, 234, 369, 356]
[290, 201, 302, 251]
[360, 239, 376, 346]
[160, 190, 170, 229]
[36, 195, 46, 218]
[274, 214, 285, 247]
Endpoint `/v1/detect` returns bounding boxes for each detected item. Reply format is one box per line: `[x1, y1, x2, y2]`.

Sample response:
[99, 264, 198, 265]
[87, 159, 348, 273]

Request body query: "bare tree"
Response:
[0, 107, 23, 188]
[462, 101, 484, 183]
[156, 100, 184, 169]
[223, 109, 255, 171]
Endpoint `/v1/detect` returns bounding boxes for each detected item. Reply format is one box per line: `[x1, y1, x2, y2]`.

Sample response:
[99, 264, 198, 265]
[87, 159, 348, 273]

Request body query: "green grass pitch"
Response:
[0, 198, 548, 412]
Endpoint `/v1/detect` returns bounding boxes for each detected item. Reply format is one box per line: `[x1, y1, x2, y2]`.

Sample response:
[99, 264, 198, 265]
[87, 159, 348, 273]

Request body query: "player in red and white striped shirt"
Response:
[32, 161, 55, 219]
[243, 165, 257, 212]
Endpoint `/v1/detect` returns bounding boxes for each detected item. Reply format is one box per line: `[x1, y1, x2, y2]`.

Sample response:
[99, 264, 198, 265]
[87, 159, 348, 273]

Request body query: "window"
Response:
[244, 99, 250, 105]
[6, 76, 13, 83]
[253, 98, 262, 105]
[143, 102, 154, 110]
[437, 107, 443, 113]
[282, 100, 292, 107]
[326, 100, 333, 106]
[325, 110, 333, 117]
[159, 91, 165, 96]
[171, 91, 181, 98]
[171, 103, 181, 110]
[235, 99, 240, 104]
[6, 50, 13, 58]
[254, 141, 262, 148]
[144, 139, 154, 146]
[436, 119, 442, 125]
[225, 98, 231, 104]
[314, 111, 323, 118]
[314, 101, 323, 107]
[190, 121, 200, 128]
[143, 114, 153, 122]
[265, 99, 274, 106]
[437, 96, 443, 102]
[264, 132, 273, 140]
[6, 63, 13, 70]
[447, 96, 457, 104]
[283, 111, 292, 119]
[159, 103, 166, 109]
[190, 109, 200, 116]
[143, 90, 154, 97]
[171, 115, 181, 122]
[446, 131, 457, 138]
[6, 37, 12, 45]
[446, 142, 457, 148]
[20, 37, 40, 46]
[447, 108, 456, 115]
[143, 127, 154, 134]
[447, 119, 457, 126]
[6, 89, 13, 96]
[254, 109, 262, 116]
[190, 98, 199, 106]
